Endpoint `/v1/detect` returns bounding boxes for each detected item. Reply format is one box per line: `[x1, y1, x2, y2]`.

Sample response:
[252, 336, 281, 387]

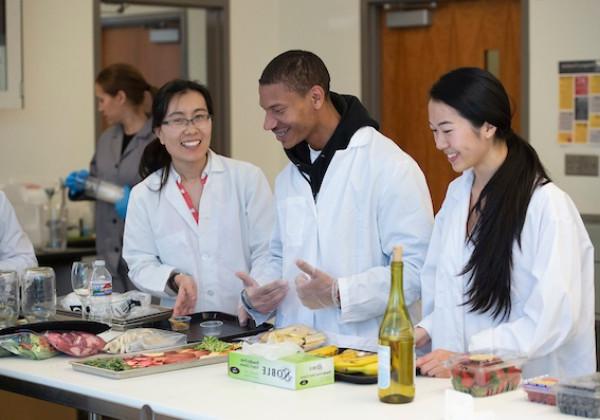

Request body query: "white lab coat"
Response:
[254, 127, 433, 351]
[123, 151, 274, 315]
[0, 191, 37, 275]
[419, 169, 596, 378]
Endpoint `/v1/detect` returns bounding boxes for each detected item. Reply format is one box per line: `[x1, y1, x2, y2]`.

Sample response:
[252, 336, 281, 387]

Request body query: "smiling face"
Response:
[154, 90, 212, 167]
[259, 82, 319, 149]
[428, 99, 497, 174]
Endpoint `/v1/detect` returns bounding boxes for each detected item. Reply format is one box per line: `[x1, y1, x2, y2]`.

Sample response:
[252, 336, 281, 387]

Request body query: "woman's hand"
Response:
[416, 349, 456, 378]
[414, 326, 431, 348]
[173, 274, 198, 316]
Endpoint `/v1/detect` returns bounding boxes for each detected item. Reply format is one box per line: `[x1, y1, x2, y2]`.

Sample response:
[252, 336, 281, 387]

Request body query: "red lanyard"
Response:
[176, 175, 208, 224]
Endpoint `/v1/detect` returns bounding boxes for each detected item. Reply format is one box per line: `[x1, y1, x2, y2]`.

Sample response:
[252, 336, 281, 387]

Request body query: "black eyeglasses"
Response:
[161, 113, 211, 129]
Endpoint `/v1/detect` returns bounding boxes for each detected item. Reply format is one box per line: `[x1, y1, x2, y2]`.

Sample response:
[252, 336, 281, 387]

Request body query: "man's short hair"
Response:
[259, 50, 330, 97]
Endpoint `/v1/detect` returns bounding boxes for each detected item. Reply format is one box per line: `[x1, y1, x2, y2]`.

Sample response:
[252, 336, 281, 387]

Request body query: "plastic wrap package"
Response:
[111, 291, 152, 320]
[61, 291, 154, 319]
[259, 324, 327, 351]
[103, 328, 187, 354]
[0, 332, 58, 360]
[45, 331, 106, 357]
[239, 341, 303, 361]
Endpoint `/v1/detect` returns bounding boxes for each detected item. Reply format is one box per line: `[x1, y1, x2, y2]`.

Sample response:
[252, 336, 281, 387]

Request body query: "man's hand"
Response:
[173, 274, 198, 316]
[294, 260, 338, 309]
[416, 349, 456, 378]
[236, 272, 288, 314]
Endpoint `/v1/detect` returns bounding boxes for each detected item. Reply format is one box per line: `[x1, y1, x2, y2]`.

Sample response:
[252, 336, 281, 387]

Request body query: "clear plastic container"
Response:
[84, 176, 124, 204]
[556, 372, 600, 418]
[0, 270, 19, 328]
[199, 320, 223, 336]
[446, 350, 525, 397]
[21, 267, 57, 321]
[522, 376, 558, 405]
[169, 315, 192, 332]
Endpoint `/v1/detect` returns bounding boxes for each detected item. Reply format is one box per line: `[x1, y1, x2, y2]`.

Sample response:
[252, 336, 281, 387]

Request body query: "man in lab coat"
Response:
[0, 191, 37, 274]
[238, 50, 434, 350]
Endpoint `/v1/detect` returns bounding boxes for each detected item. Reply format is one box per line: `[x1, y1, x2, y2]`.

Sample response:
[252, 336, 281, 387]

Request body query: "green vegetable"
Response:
[83, 357, 131, 371]
[0, 333, 57, 360]
[193, 336, 232, 353]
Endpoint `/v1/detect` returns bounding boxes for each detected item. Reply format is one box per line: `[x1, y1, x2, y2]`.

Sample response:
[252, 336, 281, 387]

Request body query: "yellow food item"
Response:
[342, 362, 378, 376]
[334, 351, 378, 374]
[260, 324, 327, 350]
[307, 345, 338, 357]
[335, 354, 378, 369]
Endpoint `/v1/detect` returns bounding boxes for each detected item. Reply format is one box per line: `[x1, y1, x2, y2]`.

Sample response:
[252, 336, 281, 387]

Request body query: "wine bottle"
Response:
[378, 245, 415, 403]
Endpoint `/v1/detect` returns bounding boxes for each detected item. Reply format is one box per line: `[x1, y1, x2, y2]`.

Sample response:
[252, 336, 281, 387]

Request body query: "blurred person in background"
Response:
[123, 80, 273, 318]
[64, 63, 156, 292]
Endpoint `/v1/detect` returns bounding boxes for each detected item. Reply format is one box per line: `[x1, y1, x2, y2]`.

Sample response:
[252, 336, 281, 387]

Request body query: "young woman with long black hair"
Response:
[415, 67, 595, 379]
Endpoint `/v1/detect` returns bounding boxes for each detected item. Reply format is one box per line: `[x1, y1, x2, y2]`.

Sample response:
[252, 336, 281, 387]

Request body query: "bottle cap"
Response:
[93, 260, 106, 267]
[392, 246, 403, 262]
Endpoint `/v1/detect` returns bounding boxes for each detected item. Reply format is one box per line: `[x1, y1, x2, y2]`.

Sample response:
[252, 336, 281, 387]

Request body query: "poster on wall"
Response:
[558, 60, 600, 146]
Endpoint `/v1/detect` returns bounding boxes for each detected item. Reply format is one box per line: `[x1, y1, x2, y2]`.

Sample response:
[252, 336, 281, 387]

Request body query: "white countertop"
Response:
[0, 353, 580, 420]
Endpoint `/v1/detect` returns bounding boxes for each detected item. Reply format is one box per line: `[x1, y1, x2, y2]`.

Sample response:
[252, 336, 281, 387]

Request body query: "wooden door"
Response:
[380, 0, 521, 212]
[101, 22, 182, 128]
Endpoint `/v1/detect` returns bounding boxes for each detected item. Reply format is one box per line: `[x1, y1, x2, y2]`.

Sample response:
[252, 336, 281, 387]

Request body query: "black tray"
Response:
[335, 367, 422, 385]
[0, 318, 110, 336]
[335, 371, 377, 385]
[148, 311, 272, 343]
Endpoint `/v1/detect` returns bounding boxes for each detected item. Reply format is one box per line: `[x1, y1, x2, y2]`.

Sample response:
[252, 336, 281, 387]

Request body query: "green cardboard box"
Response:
[227, 351, 334, 390]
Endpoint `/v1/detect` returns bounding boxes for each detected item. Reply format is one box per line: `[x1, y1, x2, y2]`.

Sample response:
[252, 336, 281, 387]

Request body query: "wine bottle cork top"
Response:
[392, 246, 403, 262]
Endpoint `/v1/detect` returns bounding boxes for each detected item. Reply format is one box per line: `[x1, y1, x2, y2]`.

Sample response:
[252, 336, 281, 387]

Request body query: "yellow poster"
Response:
[591, 75, 600, 94]
[558, 60, 600, 145]
[575, 122, 588, 144]
[558, 132, 573, 144]
[559, 76, 574, 110]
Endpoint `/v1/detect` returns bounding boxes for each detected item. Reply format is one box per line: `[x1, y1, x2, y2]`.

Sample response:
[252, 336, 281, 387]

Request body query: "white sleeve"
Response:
[0, 192, 38, 275]
[122, 187, 175, 298]
[416, 200, 449, 335]
[244, 167, 276, 281]
[338, 157, 433, 323]
[468, 192, 593, 358]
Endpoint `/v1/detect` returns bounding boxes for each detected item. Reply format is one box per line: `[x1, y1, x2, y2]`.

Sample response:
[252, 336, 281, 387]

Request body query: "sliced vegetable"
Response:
[0, 332, 58, 360]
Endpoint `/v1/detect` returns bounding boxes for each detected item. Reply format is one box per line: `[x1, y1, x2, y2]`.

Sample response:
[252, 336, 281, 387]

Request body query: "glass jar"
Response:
[21, 267, 56, 322]
[0, 270, 19, 328]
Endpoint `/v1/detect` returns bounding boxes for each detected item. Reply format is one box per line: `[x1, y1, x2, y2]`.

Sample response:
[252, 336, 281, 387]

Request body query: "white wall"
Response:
[0, 0, 94, 221]
[3, 0, 596, 218]
[528, 0, 600, 214]
[0, 0, 94, 184]
[229, 0, 361, 183]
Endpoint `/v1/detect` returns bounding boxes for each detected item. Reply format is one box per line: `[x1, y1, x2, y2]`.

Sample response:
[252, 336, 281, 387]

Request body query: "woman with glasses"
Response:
[64, 63, 156, 292]
[123, 79, 274, 319]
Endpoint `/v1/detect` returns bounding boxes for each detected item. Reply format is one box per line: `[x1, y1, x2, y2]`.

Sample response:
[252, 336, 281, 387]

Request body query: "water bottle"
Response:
[89, 260, 113, 326]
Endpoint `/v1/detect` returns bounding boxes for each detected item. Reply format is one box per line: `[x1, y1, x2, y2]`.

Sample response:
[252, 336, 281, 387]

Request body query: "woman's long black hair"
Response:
[430, 67, 550, 320]
[139, 79, 214, 190]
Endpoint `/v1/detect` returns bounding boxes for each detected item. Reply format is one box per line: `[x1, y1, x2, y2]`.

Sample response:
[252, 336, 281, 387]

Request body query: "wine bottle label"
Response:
[377, 344, 391, 389]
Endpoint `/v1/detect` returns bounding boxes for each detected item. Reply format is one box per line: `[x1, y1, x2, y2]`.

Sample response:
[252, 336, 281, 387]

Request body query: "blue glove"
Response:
[114, 185, 131, 220]
[65, 170, 89, 196]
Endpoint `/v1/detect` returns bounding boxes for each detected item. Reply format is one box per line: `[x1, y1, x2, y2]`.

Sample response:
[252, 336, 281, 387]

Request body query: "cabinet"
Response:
[0, 0, 22, 108]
